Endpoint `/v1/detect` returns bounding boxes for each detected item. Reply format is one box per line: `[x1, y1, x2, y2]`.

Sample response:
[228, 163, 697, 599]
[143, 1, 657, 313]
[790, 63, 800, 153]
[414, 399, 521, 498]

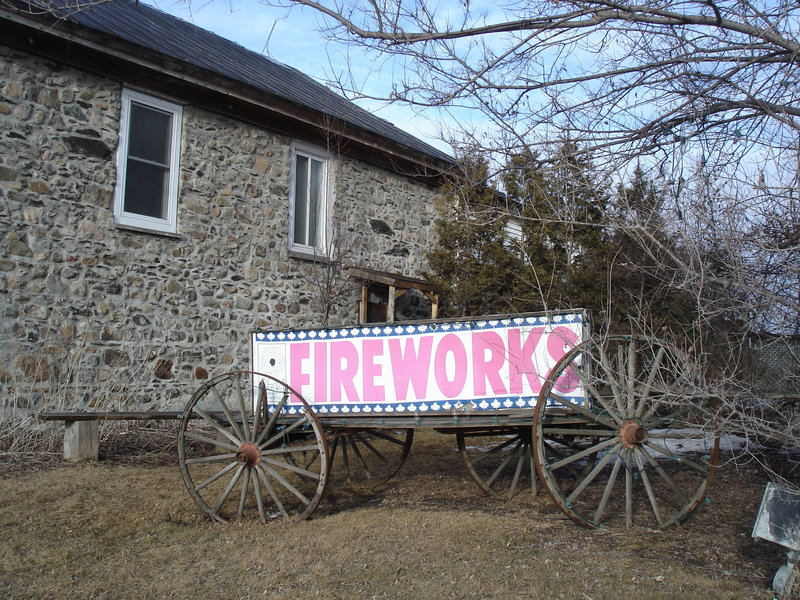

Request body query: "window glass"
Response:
[293, 155, 310, 245]
[123, 160, 169, 218]
[307, 157, 323, 247]
[128, 102, 172, 165]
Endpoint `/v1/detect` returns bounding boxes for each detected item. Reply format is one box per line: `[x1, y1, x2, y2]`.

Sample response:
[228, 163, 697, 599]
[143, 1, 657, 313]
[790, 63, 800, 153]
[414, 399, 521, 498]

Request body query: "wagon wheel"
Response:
[178, 371, 328, 523]
[327, 428, 414, 486]
[456, 427, 537, 498]
[533, 336, 720, 529]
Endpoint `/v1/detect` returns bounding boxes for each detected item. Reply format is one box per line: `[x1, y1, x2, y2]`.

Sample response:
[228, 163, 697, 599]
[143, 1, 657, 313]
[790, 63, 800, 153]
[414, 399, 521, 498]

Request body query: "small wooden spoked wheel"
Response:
[456, 427, 537, 499]
[327, 428, 414, 487]
[178, 371, 328, 523]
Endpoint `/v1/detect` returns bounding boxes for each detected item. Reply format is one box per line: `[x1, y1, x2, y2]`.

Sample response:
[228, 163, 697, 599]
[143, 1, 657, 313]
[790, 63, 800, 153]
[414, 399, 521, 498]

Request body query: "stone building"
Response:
[0, 0, 454, 413]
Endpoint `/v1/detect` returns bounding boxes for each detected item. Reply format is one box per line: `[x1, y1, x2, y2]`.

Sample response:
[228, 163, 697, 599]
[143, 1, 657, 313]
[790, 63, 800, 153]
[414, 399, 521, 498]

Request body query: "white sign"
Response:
[251, 312, 587, 414]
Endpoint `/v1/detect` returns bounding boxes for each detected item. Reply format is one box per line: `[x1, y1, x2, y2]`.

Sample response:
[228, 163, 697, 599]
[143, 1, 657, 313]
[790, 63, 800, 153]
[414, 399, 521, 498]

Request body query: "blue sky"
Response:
[143, 0, 454, 155]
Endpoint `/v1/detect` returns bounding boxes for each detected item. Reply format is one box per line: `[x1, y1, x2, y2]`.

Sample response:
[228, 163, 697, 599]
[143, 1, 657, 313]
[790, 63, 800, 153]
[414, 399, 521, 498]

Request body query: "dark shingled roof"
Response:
[15, 0, 454, 166]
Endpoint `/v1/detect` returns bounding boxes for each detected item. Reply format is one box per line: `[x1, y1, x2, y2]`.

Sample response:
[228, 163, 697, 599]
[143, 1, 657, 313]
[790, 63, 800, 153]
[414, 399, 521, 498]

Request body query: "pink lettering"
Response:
[389, 336, 432, 402]
[314, 342, 328, 403]
[548, 327, 581, 393]
[330, 341, 360, 402]
[289, 343, 310, 400]
[434, 333, 467, 398]
[362, 339, 385, 402]
[472, 331, 507, 395]
[508, 327, 544, 394]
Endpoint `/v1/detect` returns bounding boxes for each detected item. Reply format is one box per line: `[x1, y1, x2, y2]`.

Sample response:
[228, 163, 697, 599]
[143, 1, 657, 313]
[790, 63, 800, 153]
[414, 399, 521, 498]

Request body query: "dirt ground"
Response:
[0, 428, 795, 600]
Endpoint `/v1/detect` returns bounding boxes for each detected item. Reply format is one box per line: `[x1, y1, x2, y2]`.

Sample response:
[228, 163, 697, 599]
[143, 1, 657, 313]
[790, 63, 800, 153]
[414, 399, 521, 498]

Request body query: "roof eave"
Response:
[0, 6, 455, 184]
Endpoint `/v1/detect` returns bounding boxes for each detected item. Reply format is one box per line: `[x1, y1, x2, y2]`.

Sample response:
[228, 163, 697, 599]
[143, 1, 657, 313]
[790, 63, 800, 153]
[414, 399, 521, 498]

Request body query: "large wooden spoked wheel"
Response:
[327, 428, 414, 486]
[456, 427, 537, 498]
[533, 336, 720, 529]
[178, 371, 328, 523]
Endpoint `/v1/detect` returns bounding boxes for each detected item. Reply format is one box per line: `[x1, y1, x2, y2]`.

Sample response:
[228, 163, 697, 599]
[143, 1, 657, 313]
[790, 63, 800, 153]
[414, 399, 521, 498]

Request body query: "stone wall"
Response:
[0, 44, 441, 412]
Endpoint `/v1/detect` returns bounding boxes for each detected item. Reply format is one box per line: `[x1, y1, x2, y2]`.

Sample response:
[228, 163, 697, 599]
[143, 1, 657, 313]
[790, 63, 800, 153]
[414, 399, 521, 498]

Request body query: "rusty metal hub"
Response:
[236, 442, 261, 467]
[620, 420, 646, 448]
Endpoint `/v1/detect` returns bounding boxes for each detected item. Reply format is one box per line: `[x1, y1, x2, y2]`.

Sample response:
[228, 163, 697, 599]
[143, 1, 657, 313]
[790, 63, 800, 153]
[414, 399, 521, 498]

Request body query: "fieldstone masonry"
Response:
[0, 44, 442, 414]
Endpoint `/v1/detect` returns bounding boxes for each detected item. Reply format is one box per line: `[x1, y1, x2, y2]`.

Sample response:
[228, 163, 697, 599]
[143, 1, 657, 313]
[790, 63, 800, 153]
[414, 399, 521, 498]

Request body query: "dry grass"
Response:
[0, 430, 791, 600]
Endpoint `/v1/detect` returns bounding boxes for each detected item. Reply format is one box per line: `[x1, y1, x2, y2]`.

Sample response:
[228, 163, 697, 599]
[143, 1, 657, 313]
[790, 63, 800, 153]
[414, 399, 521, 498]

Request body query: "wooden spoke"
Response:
[209, 384, 246, 443]
[636, 345, 665, 417]
[638, 444, 690, 504]
[625, 449, 633, 528]
[213, 463, 245, 513]
[238, 467, 251, 520]
[353, 433, 390, 465]
[509, 444, 526, 496]
[184, 452, 238, 466]
[259, 414, 313, 450]
[548, 437, 618, 472]
[456, 427, 536, 499]
[178, 371, 328, 523]
[634, 449, 664, 527]
[541, 439, 590, 481]
[347, 435, 370, 475]
[182, 430, 239, 453]
[257, 462, 311, 505]
[261, 457, 324, 480]
[566, 447, 619, 505]
[191, 406, 241, 448]
[326, 428, 414, 487]
[194, 460, 239, 493]
[254, 464, 288, 520]
[369, 429, 413, 446]
[544, 392, 619, 428]
[256, 393, 288, 446]
[251, 465, 266, 524]
[644, 441, 712, 473]
[564, 360, 623, 425]
[626, 340, 637, 414]
[533, 336, 720, 529]
[262, 443, 323, 456]
[593, 452, 623, 523]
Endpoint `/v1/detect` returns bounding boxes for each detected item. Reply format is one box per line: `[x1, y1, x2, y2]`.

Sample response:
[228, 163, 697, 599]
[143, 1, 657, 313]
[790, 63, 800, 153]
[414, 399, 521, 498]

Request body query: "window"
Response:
[289, 143, 331, 256]
[503, 216, 524, 253]
[113, 89, 182, 234]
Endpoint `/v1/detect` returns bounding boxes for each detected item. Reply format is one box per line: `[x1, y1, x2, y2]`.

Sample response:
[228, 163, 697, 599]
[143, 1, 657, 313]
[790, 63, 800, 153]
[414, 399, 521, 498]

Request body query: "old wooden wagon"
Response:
[176, 310, 720, 529]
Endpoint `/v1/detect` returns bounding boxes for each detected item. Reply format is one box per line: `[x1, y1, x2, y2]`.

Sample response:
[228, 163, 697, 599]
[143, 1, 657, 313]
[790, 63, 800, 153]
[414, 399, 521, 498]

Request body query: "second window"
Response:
[290, 143, 331, 255]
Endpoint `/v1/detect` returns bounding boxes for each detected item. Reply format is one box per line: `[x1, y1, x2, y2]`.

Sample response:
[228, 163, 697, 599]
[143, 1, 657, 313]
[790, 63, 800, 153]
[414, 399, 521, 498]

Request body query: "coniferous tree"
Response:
[504, 143, 611, 317]
[606, 165, 697, 335]
[425, 154, 526, 317]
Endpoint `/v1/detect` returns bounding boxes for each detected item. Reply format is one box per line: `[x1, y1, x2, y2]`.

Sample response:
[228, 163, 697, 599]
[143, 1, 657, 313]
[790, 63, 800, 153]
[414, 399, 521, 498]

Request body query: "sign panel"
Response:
[251, 311, 587, 415]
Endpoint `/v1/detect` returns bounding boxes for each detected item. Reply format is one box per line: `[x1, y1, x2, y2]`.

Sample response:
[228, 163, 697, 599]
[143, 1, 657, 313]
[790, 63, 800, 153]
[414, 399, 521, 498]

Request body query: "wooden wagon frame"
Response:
[42, 310, 721, 530]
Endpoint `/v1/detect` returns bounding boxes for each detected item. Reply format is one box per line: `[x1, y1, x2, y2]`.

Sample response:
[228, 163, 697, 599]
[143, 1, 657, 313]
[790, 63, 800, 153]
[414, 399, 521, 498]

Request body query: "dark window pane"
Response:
[129, 102, 172, 165]
[293, 155, 309, 245]
[124, 158, 168, 218]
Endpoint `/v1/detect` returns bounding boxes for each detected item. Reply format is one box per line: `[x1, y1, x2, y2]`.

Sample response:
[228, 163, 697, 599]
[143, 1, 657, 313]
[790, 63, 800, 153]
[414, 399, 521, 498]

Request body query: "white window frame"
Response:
[113, 88, 183, 234]
[503, 216, 524, 252]
[288, 142, 333, 257]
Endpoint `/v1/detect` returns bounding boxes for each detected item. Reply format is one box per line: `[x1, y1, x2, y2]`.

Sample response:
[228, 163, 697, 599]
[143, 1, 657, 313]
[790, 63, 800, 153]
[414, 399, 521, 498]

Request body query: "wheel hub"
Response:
[620, 420, 646, 448]
[236, 442, 261, 467]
